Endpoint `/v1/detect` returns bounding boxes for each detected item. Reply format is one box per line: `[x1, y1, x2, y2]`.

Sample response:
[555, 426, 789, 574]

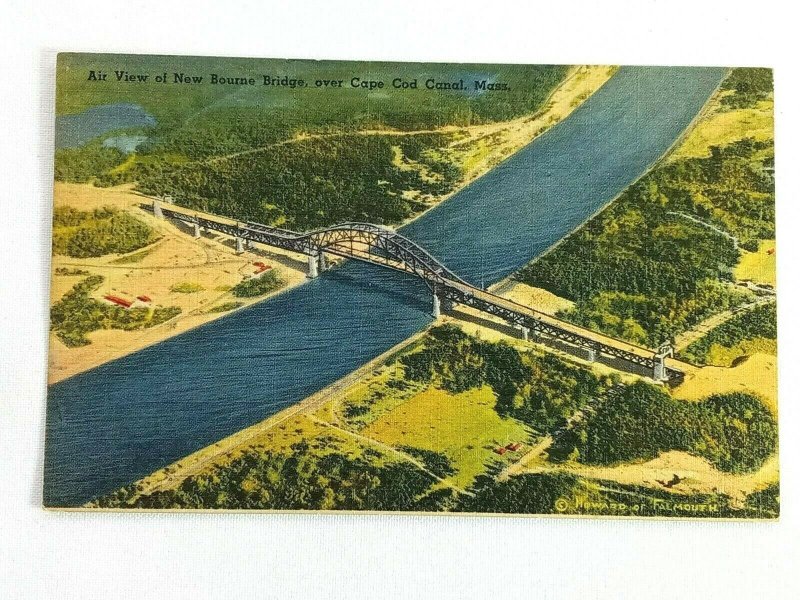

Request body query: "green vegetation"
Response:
[55, 54, 569, 227]
[459, 471, 777, 518]
[98, 447, 777, 517]
[206, 301, 244, 314]
[169, 281, 204, 294]
[52, 206, 159, 258]
[54, 143, 127, 183]
[110, 246, 157, 264]
[517, 138, 772, 346]
[400, 324, 610, 434]
[397, 446, 456, 479]
[50, 275, 180, 347]
[553, 382, 777, 473]
[54, 267, 90, 276]
[720, 68, 773, 109]
[230, 271, 287, 297]
[57, 54, 568, 135]
[96, 441, 455, 511]
[137, 134, 462, 229]
[516, 68, 774, 347]
[681, 302, 777, 366]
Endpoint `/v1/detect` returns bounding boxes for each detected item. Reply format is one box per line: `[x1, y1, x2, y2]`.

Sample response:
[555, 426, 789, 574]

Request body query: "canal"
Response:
[44, 66, 726, 506]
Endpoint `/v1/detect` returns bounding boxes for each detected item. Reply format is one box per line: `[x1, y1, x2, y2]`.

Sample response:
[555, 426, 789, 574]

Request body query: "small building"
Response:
[104, 295, 133, 309]
[136, 295, 152, 303]
[493, 447, 507, 456]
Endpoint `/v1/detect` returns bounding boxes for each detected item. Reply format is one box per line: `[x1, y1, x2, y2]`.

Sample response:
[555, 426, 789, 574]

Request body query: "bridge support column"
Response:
[653, 357, 667, 382]
[193, 222, 201, 239]
[318, 252, 327, 272]
[308, 253, 319, 278]
[432, 294, 441, 319]
[236, 237, 245, 254]
[153, 200, 163, 219]
[587, 347, 597, 363]
[520, 326, 530, 342]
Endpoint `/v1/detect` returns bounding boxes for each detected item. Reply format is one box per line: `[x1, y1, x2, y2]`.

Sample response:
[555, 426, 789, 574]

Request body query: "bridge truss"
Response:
[151, 200, 684, 383]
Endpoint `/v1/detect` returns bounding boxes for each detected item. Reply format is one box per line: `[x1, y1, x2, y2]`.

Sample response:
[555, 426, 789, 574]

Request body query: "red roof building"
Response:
[104, 295, 133, 309]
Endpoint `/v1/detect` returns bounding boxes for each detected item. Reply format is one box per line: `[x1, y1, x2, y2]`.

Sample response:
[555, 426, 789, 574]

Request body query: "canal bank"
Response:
[45, 66, 727, 507]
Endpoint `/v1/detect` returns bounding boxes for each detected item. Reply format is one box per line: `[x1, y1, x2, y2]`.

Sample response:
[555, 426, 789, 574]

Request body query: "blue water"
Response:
[55, 103, 156, 149]
[44, 66, 726, 506]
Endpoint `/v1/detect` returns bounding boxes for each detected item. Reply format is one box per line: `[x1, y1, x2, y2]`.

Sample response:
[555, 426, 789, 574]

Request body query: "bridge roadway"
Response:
[150, 200, 686, 383]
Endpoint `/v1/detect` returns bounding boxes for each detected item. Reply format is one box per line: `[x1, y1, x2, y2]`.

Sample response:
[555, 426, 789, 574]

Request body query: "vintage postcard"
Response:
[45, 54, 777, 517]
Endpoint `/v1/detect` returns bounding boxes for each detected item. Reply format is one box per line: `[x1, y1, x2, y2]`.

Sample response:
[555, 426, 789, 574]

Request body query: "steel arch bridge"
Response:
[150, 200, 686, 383]
[245, 220, 469, 289]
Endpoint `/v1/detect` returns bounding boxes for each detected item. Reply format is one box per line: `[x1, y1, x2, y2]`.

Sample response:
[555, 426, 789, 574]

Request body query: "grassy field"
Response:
[735, 239, 777, 286]
[362, 386, 532, 489]
[671, 98, 773, 161]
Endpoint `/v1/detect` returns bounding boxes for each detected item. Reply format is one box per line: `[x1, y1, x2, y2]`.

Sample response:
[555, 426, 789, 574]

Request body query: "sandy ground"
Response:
[522, 450, 778, 504]
[672, 353, 778, 415]
[68, 66, 627, 501]
[51, 66, 616, 385]
[49, 183, 310, 383]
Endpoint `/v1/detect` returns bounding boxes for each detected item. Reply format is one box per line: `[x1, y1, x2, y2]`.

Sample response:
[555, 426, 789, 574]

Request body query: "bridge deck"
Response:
[148, 199, 689, 380]
[455, 282, 690, 374]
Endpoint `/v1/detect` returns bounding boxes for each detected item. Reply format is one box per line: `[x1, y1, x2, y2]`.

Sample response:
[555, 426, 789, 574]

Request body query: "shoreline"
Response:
[79, 66, 627, 501]
[511, 67, 731, 273]
[50, 65, 616, 385]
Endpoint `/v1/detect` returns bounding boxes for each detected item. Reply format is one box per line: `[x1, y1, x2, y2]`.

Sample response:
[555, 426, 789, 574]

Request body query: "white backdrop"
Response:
[1, 1, 798, 598]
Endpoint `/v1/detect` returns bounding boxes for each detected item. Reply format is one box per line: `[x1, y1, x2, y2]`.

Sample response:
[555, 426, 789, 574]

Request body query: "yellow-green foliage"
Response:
[50, 275, 181, 347]
[170, 281, 205, 293]
[52, 205, 159, 258]
[363, 386, 532, 489]
[735, 240, 776, 287]
[230, 271, 287, 297]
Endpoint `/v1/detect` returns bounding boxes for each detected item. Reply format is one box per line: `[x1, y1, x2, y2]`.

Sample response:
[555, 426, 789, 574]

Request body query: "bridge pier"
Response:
[318, 252, 327, 272]
[308, 253, 319, 278]
[152, 200, 163, 219]
[587, 346, 597, 363]
[193, 222, 201, 239]
[653, 357, 667, 382]
[520, 326, 530, 342]
[236, 237, 245, 254]
[432, 294, 441, 318]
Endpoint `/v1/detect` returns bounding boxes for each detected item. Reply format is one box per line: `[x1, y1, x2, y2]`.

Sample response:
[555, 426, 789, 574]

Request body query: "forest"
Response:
[400, 324, 613, 435]
[95, 440, 456, 511]
[55, 55, 569, 229]
[550, 381, 777, 473]
[52, 206, 159, 258]
[515, 68, 774, 347]
[135, 133, 462, 230]
[50, 275, 181, 347]
[516, 136, 774, 346]
[719, 67, 773, 109]
[680, 302, 777, 366]
[230, 270, 287, 298]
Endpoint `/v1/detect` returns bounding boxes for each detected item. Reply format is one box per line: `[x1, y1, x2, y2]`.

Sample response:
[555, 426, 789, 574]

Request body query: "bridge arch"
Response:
[291, 222, 468, 290]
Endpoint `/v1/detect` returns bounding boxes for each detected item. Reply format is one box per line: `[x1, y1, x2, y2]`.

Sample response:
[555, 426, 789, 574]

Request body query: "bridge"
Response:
[150, 199, 685, 383]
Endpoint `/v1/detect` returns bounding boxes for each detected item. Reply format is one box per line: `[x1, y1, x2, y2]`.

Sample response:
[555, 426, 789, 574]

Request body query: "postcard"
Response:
[45, 54, 777, 517]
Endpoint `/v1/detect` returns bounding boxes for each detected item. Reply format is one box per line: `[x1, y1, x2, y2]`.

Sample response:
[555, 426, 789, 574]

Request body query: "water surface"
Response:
[55, 103, 156, 149]
[45, 66, 726, 506]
